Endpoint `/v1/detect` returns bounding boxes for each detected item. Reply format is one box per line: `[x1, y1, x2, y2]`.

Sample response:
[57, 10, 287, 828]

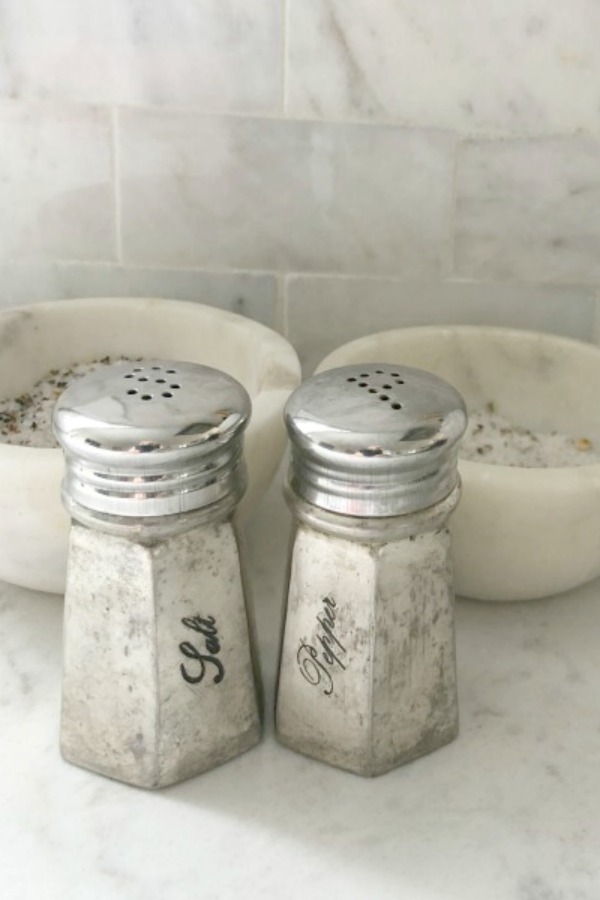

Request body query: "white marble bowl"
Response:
[317, 326, 600, 602]
[0, 298, 301, 594]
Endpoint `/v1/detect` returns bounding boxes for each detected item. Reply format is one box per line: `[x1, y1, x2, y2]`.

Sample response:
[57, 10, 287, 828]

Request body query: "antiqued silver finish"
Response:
[54, 360, 250, 518]
[284, 363, 466, 517]
[54, 360, 261, 789]
[276, 363, 467, 777]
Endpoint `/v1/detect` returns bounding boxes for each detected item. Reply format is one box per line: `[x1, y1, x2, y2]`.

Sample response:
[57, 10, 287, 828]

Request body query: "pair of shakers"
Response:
[53, 359, 467, 788]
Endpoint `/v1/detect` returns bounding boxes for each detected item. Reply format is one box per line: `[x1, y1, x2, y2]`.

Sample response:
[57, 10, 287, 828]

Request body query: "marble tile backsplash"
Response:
[287, 278, 598, 374]
[456, 136, 600, 284]
[0, 263, 279, 325]
[286, 0, 600, 136]
[0, 102, 114, 263]
[119, 110, 455, 276]
[0, 0, 599, 371]
[0, 0, 283, 112]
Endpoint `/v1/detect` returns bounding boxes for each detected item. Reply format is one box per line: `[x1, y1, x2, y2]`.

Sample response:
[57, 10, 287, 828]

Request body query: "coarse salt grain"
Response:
[0, 357, 140, 448]
[460, 409, 600, 468]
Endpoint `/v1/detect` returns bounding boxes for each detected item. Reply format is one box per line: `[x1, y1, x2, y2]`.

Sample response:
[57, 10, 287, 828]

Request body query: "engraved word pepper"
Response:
[54, 360, 261, 788]
[275, 364, 467, 776]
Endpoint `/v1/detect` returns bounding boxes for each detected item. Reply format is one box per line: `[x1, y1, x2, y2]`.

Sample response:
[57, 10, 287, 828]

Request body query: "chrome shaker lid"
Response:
[53, 360, 250, 517]
[284, 364, 467, 517]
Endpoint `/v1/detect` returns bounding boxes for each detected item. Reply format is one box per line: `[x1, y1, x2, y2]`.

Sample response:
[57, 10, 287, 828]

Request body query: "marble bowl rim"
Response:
[0, 295, 302, 457]
[316, 323, 600, 478]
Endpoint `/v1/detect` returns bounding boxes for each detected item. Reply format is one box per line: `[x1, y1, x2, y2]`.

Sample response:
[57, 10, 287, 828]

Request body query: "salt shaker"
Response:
[275, 364, 467, 776]
[53, 360, 261, 788]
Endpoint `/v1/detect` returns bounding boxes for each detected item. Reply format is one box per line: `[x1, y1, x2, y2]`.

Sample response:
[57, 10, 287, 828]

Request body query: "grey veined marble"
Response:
[119, 110, 455, 277]
[455, 135, 600, 283]
[0, 103, 114, 263]
[0, 0, 282, 112]
[286, 0, 600, 135]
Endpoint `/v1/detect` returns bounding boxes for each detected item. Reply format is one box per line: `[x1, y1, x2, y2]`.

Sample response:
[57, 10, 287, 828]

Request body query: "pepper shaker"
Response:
[53, 360, 261, 788]
[275, 364, 467, 776]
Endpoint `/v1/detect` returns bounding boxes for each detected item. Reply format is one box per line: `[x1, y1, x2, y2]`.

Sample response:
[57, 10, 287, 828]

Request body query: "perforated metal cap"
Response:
[285, 364, 467, 517]
[53, 360, 250, 518]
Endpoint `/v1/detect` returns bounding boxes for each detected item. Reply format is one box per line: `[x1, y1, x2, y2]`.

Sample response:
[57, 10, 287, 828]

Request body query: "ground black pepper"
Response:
[460, 408, 600, 467]
[0, 357, 140, 447]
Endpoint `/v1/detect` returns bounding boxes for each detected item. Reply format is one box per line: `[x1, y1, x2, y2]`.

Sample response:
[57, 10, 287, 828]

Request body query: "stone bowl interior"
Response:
[317, 325, 600, 601]
[0, 297, 300, 594]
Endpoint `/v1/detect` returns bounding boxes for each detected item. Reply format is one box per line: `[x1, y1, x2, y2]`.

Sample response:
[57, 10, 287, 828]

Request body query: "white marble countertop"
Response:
[1, 473, 599, 900]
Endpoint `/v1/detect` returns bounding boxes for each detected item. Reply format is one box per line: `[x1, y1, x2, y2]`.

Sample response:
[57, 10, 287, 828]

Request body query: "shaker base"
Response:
[275, 718, 458, 778]
[60, 723, 261, 789]
[275, 524, 459, 777]
[61, 522, 262, 789]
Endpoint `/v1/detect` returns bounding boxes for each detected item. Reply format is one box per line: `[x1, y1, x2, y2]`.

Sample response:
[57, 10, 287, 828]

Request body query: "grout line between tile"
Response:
[449, 137, 461, 279]
[2, 260, 599, 296]
[591, 290, 600, 343]
[277, 274, 289, 336]
[0, 260, 283, 279]
[91, 100, 597, 142]
[282, 0, 290, 117]
[111, 106, 123, 264]
[2, 96, 598, 142]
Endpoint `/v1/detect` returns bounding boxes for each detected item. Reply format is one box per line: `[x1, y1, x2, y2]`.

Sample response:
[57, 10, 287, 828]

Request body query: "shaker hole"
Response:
[166, 369, 177, 374]
[127, 389, 138, 395]
[124, 374, 134, 379]
[360, 373, 369, 378]
[379, 395, 389, 401]
[395, 379, 405, 385]
[346, 377, 357, 382]
[141, 394, 153, 401]
[170, 384, 181, 390]
[162, 392, 173, 399]
[368, 388, 377, 393]
[138, 376, 149, 382]
[383, 384, 392, 390]
[358, 382, 368, 387]
[391, 402, 402, 410]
